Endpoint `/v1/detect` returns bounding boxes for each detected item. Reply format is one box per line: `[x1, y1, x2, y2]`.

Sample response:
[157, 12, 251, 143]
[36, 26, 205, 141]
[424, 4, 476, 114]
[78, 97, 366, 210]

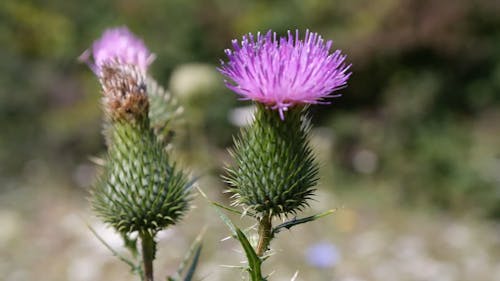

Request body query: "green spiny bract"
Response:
[92, 117, 191, 234]
[225, 105, 319, 217]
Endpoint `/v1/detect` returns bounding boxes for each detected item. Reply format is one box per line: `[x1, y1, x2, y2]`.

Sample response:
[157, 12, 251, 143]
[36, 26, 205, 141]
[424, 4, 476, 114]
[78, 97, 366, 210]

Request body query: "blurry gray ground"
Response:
[1, 180, 499, 281]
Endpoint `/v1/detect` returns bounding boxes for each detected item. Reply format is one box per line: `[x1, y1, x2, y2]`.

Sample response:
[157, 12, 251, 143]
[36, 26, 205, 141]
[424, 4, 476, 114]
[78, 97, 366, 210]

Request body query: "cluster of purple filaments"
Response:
[218, 30, 351, 119]
[79, 27, 155, 76]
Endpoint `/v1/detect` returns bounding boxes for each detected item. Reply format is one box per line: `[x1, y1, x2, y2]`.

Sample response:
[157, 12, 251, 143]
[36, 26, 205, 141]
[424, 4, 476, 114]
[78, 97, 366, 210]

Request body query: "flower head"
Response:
[218, 30, 351, 119]
[79, 26, 155, 76]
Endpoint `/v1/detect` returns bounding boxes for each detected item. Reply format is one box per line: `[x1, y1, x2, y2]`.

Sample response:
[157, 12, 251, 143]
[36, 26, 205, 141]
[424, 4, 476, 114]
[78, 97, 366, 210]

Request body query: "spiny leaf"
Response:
[182, 242, 202, 281]
[198, 187, 265, 280]
[214, 202, 238, 236]
[235, 228, 266, 281]
[175, 230, 205, 279]
[196, 186, 257, 218]
[272, 209, 337, 235]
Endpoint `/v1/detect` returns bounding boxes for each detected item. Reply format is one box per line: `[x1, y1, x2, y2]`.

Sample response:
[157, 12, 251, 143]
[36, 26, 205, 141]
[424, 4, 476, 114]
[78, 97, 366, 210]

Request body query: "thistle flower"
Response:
[223, 30, 351, 217]
[218, 30, 351, 119]
[79, 26, 155, 76]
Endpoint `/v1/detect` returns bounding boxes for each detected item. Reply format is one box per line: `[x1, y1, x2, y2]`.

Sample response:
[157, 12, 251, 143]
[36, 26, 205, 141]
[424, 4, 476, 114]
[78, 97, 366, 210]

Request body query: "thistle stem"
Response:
[140, 231, 155, 281]
[256, 212, 273, 257]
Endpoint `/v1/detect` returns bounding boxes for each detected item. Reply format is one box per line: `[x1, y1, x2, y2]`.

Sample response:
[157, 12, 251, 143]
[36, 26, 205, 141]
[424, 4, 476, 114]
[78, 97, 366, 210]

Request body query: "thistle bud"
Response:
[82, 27, 192, 234]
[92, 119, 191, 233]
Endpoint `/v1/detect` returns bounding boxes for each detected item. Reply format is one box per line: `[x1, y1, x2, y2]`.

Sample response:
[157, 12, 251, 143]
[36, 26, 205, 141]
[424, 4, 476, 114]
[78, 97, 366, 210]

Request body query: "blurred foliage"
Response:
[0, 0, 499, 217]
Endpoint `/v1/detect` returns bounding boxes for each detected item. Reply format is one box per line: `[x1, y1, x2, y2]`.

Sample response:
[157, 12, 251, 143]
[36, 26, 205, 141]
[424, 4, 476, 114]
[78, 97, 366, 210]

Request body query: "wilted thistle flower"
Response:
[83, 27, 191, 234]
[220, 30, 351, 217]
[98, 62, 149, 122]
[218, 29, 351, 119]
[80, 26, 154, 122]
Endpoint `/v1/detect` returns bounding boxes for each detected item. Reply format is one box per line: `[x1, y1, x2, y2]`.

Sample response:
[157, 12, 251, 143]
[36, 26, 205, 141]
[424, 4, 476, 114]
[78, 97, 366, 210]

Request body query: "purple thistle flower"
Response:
[218, 30, 351, 119]
[79, 26, 155, 76]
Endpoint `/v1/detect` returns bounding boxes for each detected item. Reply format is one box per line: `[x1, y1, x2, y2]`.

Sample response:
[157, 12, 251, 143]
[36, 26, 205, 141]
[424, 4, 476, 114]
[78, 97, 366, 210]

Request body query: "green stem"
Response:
[256, 212, 273, 257]
[140, 231, 155, 281]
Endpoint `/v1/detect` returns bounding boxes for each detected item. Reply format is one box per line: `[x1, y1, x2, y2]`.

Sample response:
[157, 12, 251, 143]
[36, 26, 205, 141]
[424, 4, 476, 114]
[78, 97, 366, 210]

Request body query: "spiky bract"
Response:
[92, 119, 191, 233]
[226, 105, 319, 216]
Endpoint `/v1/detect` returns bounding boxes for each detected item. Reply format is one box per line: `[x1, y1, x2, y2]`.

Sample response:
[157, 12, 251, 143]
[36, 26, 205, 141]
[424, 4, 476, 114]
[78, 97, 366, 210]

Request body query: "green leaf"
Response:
[272, 209, 336, 235]
[235, 228, 265, 281]
[182, 242, 202, 281]
[197, 187, 265, 280]
[196, 186, 257, 218]
[214, 202, 238, 236]
[175, 230, 204, 280]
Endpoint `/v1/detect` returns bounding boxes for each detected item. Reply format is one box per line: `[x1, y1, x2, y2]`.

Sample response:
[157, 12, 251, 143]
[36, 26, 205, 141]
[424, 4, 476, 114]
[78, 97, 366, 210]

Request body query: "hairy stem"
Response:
[256, 212, 273, 257]
[140, 231, 155, 281]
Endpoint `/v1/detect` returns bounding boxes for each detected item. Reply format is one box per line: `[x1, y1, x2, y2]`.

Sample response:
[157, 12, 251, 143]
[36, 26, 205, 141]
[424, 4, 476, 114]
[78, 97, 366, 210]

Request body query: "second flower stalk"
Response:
[84, 27, 194, 281]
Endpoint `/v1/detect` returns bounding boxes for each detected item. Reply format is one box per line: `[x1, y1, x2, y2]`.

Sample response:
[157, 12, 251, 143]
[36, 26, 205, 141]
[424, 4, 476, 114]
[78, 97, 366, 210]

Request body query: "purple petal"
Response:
[218, 29, 351, 119]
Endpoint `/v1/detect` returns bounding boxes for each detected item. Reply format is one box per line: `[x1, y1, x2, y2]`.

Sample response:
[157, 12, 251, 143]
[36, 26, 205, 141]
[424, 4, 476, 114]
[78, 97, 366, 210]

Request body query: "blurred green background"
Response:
[1, 0, 499, 280]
